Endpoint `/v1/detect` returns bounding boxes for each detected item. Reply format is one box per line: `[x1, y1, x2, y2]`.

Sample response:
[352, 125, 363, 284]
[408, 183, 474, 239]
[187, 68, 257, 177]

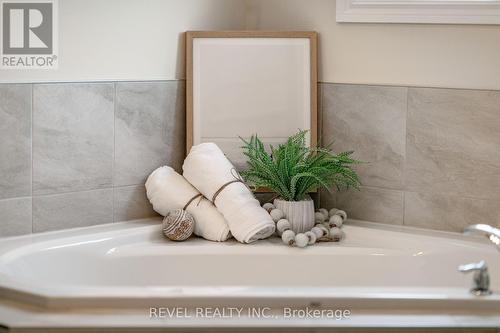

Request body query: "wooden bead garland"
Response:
[276, 219, 291, 235]
[304, 231, 317, 245]
[162, 209, 195, 241]
[263, 202, 275, 213]
[318, 208, 329, 219]
[314, 212, 326, 223]
[269, 208, 284, 222]
[294, 233, 309, 248]
[262, 203, 347, 248]
[329, 214, 343, 228]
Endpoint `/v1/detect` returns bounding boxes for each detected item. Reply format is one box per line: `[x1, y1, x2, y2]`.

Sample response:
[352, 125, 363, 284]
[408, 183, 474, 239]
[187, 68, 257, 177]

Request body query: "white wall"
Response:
[3, 0, 500, 89]
[0, 0, 245, 83]
[247, 0, 500, 90]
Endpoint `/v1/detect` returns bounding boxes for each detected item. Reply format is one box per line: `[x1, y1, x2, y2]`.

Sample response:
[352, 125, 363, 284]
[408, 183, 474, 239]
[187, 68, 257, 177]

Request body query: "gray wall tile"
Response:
[0, 197, 32, 237]
[405, 191, 500, 232]
[0, 84, 31, 199]
[319, 189, 336, 212]
[406, 88, 500, 200]
[33, 189, 113, 233]
[334, 186, 404, 225]
[114, 81, 185, 186]
[33, 83, 114, 195]
[322, 84, 406, 190]
[114, 185, 159, 222]
[3, 79, 500, 237]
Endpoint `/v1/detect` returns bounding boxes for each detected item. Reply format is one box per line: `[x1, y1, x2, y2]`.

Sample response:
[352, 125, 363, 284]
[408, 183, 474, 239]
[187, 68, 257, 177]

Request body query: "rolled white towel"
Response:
[145, 166, 231, 242]
[183, 143, 275, 243]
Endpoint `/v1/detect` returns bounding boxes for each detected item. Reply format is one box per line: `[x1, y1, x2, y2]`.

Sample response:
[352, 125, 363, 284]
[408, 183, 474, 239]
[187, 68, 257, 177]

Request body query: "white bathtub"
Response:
[0, 217, 499, 331]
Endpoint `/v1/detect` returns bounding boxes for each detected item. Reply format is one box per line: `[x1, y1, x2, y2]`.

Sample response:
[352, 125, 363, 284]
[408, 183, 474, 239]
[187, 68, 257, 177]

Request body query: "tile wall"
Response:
[320, 84, 500, 232]
[1, 81, 498, 236]
[0, 82, 184, 236]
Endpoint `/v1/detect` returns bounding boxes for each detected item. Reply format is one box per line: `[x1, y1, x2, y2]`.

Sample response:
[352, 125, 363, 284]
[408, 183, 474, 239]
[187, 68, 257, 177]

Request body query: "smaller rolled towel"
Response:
[145, 166, 231, 242]
[183, 143, 275, 243]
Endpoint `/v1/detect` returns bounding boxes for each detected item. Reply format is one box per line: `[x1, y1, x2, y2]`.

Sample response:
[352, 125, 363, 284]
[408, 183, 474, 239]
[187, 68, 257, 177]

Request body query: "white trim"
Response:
[336, 0, 500, 24]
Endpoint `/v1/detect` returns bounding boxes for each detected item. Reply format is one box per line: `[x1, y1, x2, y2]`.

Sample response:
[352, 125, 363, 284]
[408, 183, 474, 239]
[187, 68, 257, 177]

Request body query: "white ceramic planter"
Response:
[274, 196, 315, 233]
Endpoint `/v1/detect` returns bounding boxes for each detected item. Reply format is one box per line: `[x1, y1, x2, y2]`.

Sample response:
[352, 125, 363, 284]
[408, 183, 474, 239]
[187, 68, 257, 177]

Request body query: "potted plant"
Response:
[240, 130, 361, 233]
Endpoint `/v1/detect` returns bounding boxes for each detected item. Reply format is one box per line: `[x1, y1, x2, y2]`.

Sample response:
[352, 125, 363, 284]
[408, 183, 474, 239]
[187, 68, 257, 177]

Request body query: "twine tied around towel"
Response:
[183, 193, 203, 211]
[211, 168, 251, 204]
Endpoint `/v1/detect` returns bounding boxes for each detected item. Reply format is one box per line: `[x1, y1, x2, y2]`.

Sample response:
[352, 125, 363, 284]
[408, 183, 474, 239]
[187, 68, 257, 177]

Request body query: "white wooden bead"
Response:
[294, 233, 309, 248]
[329, 214, 343, 228]
[276, 219, 291, 235]
[282, 230, 296, 245]
[314, 224, 329, 237]
[263, 202, 275, 212]
[270, 208, 284, 222]
[329, 208, 339, 217]
[311, 227, 324, 239]
[329, 227, 344, 242]
[318, 208, 329, 219]
[305, 231, 317, 245]
[314, 212, 326, 223]
[335, 210, 347, 221]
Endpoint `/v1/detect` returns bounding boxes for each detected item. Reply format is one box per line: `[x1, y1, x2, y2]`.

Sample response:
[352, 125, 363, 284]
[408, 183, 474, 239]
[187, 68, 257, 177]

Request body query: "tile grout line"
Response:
[6, 183, 410, 201]
[0, 79, 185, 85]
[30, 83, 34, 234]
[29, 185, 142, 199]
[318, 83, 323, 208]
[402, 86, 409, 227]
[3, 80, 499, 92]
[318, 81, 500, 93]
[112, 82, 117, 223]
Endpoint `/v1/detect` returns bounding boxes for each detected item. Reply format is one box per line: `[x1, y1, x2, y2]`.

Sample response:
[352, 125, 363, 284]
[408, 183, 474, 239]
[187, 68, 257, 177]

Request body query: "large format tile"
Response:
[319, 189, 336, 212]
[0, 84, 31, 199]
[33, 83, 114, 195]
[0, 197, 32, 237]
[33, 189, 113, 233]
[113, 185, 159, 222]
[322, 84, 406, 190]
[335, 186, 404, 225]
[405, 191, 500, 232]
[406, 87, 500, 200]
[114, 81, 185, 186]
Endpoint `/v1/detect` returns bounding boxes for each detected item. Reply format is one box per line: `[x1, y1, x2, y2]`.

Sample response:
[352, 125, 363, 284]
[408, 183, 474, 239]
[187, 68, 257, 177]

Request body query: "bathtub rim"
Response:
[0, 217, 490, 246]
[0, 218, 499, 329]
[0, 218, 498, 311]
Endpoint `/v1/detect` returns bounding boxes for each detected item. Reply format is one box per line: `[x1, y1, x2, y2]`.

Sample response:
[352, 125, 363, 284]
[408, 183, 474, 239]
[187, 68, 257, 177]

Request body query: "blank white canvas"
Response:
[192, 37, 311, 169]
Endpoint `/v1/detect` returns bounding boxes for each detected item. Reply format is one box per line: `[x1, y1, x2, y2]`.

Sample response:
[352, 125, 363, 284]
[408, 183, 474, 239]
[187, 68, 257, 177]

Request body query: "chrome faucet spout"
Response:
[458, 260, 491, 296]
[463, 224, 500, 251]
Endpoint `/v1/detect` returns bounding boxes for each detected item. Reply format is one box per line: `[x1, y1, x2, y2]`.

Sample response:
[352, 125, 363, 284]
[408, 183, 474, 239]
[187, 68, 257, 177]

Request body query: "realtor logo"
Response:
[1, 0, 58, 69]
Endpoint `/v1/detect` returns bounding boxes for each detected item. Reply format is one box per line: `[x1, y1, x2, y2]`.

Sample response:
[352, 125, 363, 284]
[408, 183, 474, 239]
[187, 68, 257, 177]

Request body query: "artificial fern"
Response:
[240, 130, 361, 201]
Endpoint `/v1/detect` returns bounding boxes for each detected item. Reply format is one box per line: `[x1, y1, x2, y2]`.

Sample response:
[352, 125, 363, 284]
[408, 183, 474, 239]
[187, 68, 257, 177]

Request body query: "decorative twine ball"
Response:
[294, 233, 309, 248]
[335, 210, 348, 221]
[305, 231, 317, 245]
[318, 208, 329, 219]
[263, 202, 275, 213]
[329, 227, 344, 242]
[162, 209, 195, 241]
[329, 214, 343, 228]
[276, 219, 291, 235]
[270, 208, 284, 222]
[314, 212, 326, 223]
[329, 208, 339, 217]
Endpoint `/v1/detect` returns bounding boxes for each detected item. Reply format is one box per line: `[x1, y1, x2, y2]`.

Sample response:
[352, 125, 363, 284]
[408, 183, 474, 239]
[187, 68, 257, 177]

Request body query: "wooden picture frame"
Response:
[185, 31, 318, 193]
